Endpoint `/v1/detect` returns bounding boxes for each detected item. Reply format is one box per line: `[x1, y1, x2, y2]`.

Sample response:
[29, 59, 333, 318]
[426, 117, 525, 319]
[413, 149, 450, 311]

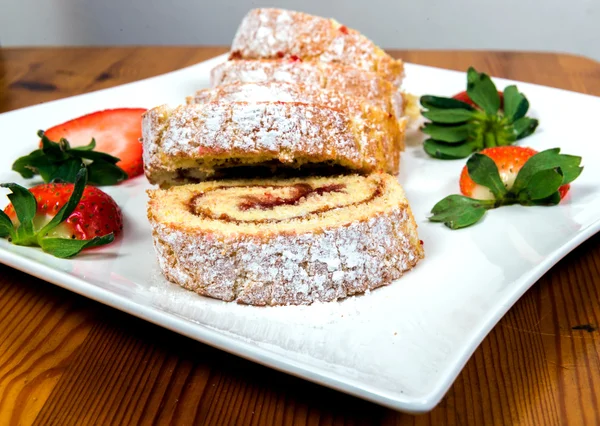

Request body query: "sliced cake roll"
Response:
[189, 81, 402, 165]
[143, 82, 402, 187]
[147, 173, 424, 306]
[230, 8, 404, 87]
[210, 59, 405, 121]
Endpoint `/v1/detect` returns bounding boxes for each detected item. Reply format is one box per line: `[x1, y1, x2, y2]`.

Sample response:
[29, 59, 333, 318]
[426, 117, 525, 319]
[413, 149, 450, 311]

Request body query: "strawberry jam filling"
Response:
[238, 183, 345, 211]
[187, 182, 382, 223]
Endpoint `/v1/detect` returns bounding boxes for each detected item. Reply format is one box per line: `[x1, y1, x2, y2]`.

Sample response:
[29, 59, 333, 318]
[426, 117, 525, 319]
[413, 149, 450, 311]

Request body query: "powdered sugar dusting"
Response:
[211, 59, 405, 129]
[149, 200, 423, 305]
[194, 81, 380, 118]
[188, 81, 401, 173]
[142, 99, 395, 185]
[230, 8, 404, 86]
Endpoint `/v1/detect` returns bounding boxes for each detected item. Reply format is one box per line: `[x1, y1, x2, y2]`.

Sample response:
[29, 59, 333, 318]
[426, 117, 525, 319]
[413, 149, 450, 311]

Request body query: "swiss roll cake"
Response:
[147, 173, 424, 306]
[142, 81, 402, 187]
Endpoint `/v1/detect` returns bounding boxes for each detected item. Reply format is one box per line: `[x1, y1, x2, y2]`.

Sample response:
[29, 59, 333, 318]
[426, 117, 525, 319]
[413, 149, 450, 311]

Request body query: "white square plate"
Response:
[1, 54, 599, 413]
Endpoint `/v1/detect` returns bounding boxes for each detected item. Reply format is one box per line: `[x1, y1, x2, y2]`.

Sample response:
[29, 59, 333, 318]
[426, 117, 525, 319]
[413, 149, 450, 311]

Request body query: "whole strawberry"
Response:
[0, 168, 121, 257]
[430, 146, 583, 229]
[459, 146, 571, 201]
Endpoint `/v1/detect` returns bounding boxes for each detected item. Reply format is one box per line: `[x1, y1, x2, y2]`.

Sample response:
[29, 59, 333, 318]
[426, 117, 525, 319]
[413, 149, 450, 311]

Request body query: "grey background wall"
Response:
[1, 0, 599, 61]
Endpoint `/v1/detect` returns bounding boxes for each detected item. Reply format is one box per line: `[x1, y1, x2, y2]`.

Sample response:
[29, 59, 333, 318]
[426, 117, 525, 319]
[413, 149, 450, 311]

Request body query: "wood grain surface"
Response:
[0, 47, 599, 425]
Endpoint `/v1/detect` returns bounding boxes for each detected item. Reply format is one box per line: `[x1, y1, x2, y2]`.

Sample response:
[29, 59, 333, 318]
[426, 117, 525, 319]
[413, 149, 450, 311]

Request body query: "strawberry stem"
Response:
[485, 132, 496, 147]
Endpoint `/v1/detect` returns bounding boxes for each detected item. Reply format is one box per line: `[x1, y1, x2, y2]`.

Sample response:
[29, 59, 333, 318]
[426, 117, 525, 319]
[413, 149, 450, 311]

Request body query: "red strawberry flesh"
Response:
[43, 108, 146, 178]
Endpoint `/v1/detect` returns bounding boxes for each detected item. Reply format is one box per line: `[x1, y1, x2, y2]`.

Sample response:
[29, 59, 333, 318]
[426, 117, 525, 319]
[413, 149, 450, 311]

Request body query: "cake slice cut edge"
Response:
[188, 81, 403, 170]
[142, 98, 398, 188]
[147, 173, 424, 306]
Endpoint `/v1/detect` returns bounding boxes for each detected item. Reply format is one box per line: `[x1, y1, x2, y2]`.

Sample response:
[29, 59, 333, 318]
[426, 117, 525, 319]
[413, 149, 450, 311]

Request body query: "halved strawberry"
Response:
[460, 146, 570, 200]
[4, 182, 122, 240]
[43, 108, 146, 178]
[1, 168, 122, 258]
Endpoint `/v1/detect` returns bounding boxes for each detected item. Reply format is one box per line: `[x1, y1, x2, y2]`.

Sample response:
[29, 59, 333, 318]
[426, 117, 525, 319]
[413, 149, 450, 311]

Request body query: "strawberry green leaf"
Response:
[430, 195, 493, 229]
[12, 150, 49, 179]
[555, 161, 583, 185]
[527, 192, 562, 206]
[420, 95, 475, 111]
[0, 182, 37, 244]
[513, 117, 539, 140]
[466, 67, 501, 115]
[422, 66, 540, 160]
[39, 234, 114, 258]
[35, 163, 62, 183]
[13, 131, 127, 186]
[467, 153, 508, 199]
[421, 108, 476, 124]
[52, 159, 83, 183]
[512, 148, 583, 193]
[517, 168, 563, 202]
[0, 210, 14, 238]
[503, 85, 529, 123]
[0, 183, 36, 231]
[423, 140, 477, 159]
[86, 160, 128, 185]
[421, 123, 473, 143]
[70, 138, 96, 151]
[39, 167, 87, 237]
[39, 131, 69, 162]
[69, 149, 120, 164]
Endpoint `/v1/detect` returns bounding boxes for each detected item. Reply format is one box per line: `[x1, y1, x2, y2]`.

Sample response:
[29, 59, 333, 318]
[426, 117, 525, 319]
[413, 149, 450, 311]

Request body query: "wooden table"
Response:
[0, 47, 599, 425]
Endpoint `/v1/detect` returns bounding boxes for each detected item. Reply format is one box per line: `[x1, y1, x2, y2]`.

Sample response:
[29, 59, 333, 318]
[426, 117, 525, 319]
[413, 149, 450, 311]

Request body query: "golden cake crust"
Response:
[147, 173, 424, 306]
[188, 81, 403, 171]
[230, 8, 404, 86]
[210, 59, 405, 119]
[142, 96, 397, 187]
